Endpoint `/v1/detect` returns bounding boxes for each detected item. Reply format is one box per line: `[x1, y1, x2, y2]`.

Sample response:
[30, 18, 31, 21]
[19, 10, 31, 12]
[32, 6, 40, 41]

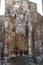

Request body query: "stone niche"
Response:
[3, 0, 39, 57]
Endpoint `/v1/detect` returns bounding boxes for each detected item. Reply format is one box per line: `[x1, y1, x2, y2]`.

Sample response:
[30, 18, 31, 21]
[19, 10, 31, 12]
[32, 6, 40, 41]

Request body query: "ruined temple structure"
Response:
[0, 0, 43, 59]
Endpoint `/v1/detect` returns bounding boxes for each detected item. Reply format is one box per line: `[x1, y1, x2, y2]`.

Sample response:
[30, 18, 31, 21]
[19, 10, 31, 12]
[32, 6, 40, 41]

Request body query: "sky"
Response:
[0, 0, 1, 5]
[0, 0, 5, 15]
[0, 0, 43, 16]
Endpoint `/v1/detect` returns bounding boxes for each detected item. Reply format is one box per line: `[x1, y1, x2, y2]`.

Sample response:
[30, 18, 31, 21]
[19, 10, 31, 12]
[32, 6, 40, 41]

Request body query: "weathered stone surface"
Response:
[0, 1, 43, 65]
[21, 0, 29, 11]
[34, 21, 43, 54]
[29, 2, 37, 23]
[9, 15, 27, 55]
[10, 56, 36, 65]
[4, 0, 43, 58]
[5, 0, 13, 7]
